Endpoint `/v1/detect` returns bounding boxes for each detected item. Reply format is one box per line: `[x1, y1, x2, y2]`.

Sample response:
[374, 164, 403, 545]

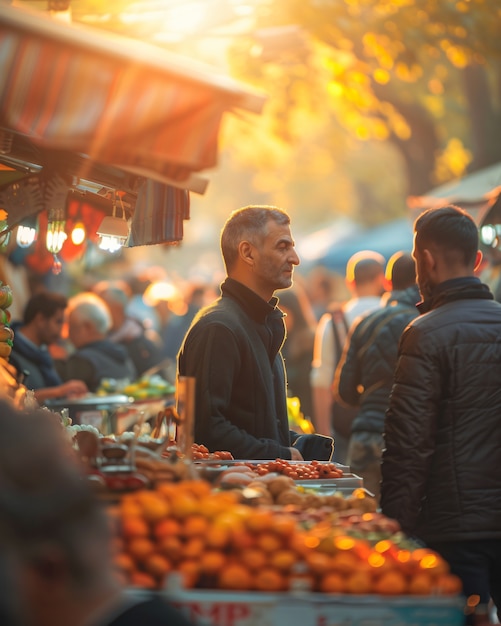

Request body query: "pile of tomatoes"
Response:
[246, 459, 344, 480]
[191, 443, 234, 461]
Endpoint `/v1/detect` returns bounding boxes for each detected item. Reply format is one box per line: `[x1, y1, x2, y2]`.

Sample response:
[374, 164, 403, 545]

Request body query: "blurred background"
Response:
[3, 0, 501, 307]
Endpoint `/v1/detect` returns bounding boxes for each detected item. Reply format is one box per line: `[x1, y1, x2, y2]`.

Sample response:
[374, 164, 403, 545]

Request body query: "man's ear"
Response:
[474, 249, 483, 272]
[422, 248, 435, 271]
[239, 241, 254, 267]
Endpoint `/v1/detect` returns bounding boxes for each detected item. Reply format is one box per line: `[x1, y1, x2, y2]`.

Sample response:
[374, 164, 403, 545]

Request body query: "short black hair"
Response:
[386, 252, 416, 291]
[414, 205, 478, 268]
[23, 292, 68, 325]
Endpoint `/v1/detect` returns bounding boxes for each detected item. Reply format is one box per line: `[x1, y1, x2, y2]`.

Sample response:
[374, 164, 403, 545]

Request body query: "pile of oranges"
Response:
[110, 480, 462, 597]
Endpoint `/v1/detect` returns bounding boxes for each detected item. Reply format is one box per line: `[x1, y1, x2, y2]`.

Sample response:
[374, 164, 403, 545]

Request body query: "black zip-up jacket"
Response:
[336, 285, 419, 434]
[178, 278, 295, 460]
[381, 277, 501, 542]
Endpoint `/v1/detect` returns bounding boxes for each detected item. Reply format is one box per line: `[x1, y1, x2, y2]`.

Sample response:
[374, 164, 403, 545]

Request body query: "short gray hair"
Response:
[220, 205, 290, 272]
[67, 293, 112, 334]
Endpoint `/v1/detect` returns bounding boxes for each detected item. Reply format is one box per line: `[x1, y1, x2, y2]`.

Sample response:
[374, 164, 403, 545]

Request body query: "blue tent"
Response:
[304, 217, 414, 274]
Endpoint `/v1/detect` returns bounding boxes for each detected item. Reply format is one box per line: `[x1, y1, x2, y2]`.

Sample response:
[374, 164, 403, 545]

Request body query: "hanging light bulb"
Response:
[46, 205, 67, 274]
[71, 221, 86, 245]
[16, 214, 38, 248]
[96, 191, 129, 253]
[46, 219, 67, 254]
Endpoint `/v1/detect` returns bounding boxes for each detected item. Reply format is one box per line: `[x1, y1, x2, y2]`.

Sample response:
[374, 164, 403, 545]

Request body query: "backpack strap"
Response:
[355, 305, 416, 361]
[330, 307, 348, 368]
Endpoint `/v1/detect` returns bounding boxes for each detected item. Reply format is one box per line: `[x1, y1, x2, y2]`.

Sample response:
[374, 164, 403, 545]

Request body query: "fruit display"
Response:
[109, 480, 462, 597]
[0, 281, 13, 359]
[97, 375, 176, 401]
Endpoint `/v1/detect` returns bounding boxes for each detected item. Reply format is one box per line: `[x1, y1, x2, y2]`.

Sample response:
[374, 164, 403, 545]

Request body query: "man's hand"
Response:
[62, 380, 88, 398]
[289, 446, 304, 461]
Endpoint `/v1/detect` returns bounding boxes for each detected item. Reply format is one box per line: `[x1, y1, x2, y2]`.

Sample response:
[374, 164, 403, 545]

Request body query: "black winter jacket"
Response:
[178, 278, 295, 460]
[381, 277, 501, 542]
[336, 285, 419, 434]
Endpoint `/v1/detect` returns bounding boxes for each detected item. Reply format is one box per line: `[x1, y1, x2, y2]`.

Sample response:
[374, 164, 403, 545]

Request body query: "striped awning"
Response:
[0, 3, 265, 185]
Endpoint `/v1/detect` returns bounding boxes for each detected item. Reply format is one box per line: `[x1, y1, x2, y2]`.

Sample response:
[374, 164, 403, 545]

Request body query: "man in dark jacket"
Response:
[10, 292, 88, 404]
[380, 205, 501, 622]
[178, 205, 304, 460]
[334, 252, 419, 501]
[57, 293, 137, 392]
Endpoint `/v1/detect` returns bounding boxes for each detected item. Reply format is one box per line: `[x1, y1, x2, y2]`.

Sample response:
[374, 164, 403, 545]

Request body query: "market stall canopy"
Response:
[407, 161, 501, 225]
[0, 3, 266, 244]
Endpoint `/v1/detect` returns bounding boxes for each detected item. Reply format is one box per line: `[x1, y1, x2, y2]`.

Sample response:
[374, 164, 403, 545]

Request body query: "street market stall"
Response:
[0, 2, 266, 251]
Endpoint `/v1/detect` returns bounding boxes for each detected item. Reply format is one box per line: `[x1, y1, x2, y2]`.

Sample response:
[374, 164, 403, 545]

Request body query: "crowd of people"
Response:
[0, 202, 500, 621]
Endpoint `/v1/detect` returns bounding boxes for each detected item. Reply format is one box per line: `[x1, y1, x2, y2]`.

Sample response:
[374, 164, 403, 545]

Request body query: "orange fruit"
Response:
[121, 516, 150, 539]
[154, 518, 182, 540]
[418, 552, 450, 576]
[272, 515, 297, 538]
[305, 551, 332, 575]
[206, 523, 231, 549]
[136, 492, 171, 523]
[408, 572, 434, 595]
[113, 552, 135, 574]
[367, 551, 396, 575]
[144, 553, 171, 579]
[256, 531, 283, 554]
[373, 570, 408, 595]
[181, 514, 209, 538]
[199, 550, 226, 576]
[182, 537, 206, 559]
[319, 572, 346, 594]
[180, 479, 212, 499]
[176, 560, 201, 589]
[156, 482, 179, 501]
[345, 570, 373, 594]
[254, 568, 287, 592]
[434, 573, 463, 595]
[127, 537, 156, 562]
[330, 551, 359, 574]
[231, 529, 255, 551]
[245, 509, 275, 533]
[269, 549, 297, 572]
[240, 547, 268, 571]
[129, 570, 157, 589]
[218, 563, 253, 591]
[170, 494, 199, 519]
[158, 535, 184, 562]
[120, 496, 142, 518]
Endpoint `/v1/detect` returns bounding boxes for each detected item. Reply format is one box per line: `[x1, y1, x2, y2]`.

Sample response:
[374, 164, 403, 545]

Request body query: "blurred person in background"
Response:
[161, 283, 209, 362]
[334, 252, 419, 501]
[10, 292, 88, 405]
[0, 399, 195, 626]
[278, 280, 317, 421]
[56, 293, 137, 392]
[381, 206, 501, 622]
[142, 280, 185, 383]
[92, 280, 164, 377]
[303, 266, 342, 321]
[310, 251, 386, 462]
[125, 271, 162, 332]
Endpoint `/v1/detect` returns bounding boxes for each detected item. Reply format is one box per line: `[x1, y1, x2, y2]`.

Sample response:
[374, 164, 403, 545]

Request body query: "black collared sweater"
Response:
[177, 278, 294, 460]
